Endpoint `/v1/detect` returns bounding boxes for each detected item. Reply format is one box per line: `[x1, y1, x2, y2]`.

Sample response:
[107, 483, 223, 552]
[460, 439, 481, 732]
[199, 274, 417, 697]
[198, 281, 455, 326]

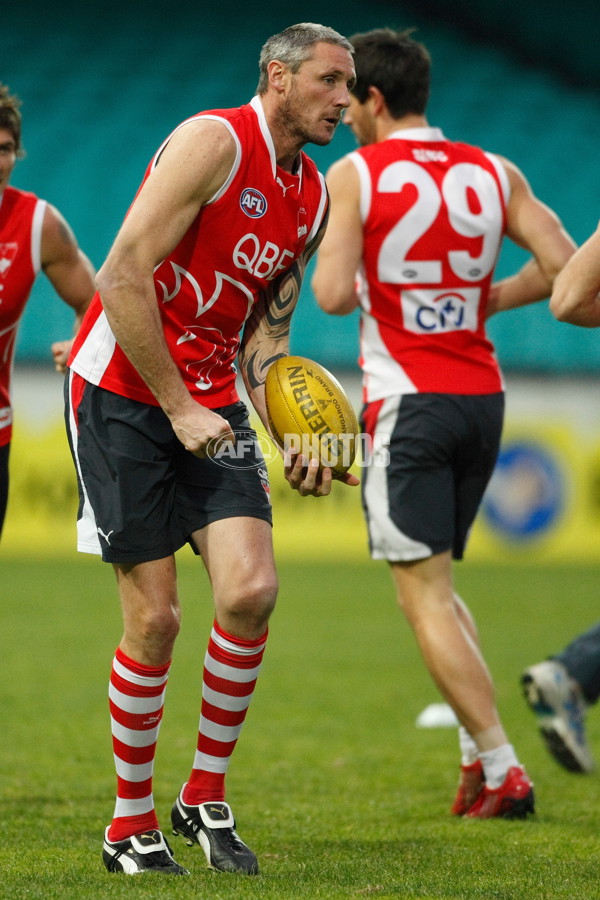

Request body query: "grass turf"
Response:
[2, 556, 600, 898]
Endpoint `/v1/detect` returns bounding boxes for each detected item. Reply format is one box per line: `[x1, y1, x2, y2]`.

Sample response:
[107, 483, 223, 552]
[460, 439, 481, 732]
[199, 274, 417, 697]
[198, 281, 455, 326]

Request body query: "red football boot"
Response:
[450, 759, 484, 816]
[466, 765, 535, 819]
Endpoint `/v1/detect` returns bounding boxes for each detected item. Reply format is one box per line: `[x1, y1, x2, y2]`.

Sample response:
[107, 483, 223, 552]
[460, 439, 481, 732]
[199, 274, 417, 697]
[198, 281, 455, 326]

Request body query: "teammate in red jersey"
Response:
[312, 28, 576, 819]
[0, 83, 95, 537]
[65, 24, 357, 876]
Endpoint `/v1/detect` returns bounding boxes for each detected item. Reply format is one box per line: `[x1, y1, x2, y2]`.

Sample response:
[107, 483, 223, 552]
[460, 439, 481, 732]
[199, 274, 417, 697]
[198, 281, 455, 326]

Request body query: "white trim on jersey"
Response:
[360, 311, 417, 400]
[69, 309, 117, 386]
[30, 198, 47, 274]
[66, 370, 103, 556]
[306, 172, 329, 244]
[355, 263, 371, 313]
[386, 126, 446, 142]
[348, 151, 372, 223]
[364, 395, 432, 561]
[151, 114, 243, 206]
[250, 96, 277, 179]
[0, 405, 12, 431]
[201, 117, 242, 204]
[484, 152, 511, 207]
[250, 95, 304, 190]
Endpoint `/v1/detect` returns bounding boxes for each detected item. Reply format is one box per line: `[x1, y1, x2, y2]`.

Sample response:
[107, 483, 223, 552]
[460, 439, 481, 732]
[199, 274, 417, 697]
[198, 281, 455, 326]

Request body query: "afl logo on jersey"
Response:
[240, 188, 268, 218]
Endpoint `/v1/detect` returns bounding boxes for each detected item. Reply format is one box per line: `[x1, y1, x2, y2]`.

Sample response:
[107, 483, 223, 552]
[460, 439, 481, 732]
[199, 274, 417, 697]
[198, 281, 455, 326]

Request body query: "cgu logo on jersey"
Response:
[240, 188, 268, 218]
[0, 243, 18, 280]
[401, 287, 480, 334]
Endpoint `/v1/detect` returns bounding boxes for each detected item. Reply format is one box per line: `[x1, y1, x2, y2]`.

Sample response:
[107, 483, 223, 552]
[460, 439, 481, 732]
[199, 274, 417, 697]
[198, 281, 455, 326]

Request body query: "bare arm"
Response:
[311, 157, 363, 315]
[486, 158, 576, 317]
[549, 224, 600, 327]
[96, 118, 237, 456]
[239, 215, 359, 494]
[239, 219, 328, 430]
[487, 258, 559, 318]
[40, 204, 96, 372]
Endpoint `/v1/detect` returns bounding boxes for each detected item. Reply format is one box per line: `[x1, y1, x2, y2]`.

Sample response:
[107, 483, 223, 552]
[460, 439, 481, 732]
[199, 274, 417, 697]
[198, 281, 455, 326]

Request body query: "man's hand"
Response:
[170, 403, 235, 458]
[284, 450, 359, 497]
[51, 338, 74, 374]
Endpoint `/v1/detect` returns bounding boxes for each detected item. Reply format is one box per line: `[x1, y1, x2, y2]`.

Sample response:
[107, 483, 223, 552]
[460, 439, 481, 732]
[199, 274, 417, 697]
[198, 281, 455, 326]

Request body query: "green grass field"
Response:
[3, 555, 600, 899]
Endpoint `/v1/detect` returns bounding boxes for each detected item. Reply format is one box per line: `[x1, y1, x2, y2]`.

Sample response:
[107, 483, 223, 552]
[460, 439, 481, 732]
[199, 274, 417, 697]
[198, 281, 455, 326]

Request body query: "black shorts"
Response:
[0, 441, 9, 537]
[65, 373, 272, 563]
[360, 392, 504, 562]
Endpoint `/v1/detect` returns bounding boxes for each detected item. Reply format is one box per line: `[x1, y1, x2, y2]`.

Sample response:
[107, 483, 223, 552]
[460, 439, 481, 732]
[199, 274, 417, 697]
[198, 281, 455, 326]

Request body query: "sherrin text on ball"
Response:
[265, 356, 358, 477]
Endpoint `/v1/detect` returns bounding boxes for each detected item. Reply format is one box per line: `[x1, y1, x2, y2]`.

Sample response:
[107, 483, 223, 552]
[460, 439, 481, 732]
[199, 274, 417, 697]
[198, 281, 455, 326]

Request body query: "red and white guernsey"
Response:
[350, 127, 511, 402]
[0, 186, 47, 446]
[69, 96, 328, 408]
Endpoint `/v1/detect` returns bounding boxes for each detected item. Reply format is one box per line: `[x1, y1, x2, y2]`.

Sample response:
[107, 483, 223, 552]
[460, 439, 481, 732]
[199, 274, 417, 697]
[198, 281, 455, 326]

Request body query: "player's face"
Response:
[281, 43, 356, 147]
[0, 128, 17, 193]
[343, 95, 376, 147]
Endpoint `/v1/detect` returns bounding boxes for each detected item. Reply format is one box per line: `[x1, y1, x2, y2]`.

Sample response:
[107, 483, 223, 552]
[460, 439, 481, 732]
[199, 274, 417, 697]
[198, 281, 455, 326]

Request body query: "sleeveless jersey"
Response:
[350, 127, 510, 401]
[69, 96, 328, 408]
[0, 186, 47, 446]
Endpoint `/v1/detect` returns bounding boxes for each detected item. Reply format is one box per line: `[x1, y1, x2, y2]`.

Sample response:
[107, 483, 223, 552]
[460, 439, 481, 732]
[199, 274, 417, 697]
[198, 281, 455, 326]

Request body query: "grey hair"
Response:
[256, 22, 353, 94]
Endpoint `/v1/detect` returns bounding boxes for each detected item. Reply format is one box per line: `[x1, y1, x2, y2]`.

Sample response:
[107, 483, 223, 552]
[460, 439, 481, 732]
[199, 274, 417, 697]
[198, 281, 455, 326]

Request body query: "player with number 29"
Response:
[312, 27, 576, 821]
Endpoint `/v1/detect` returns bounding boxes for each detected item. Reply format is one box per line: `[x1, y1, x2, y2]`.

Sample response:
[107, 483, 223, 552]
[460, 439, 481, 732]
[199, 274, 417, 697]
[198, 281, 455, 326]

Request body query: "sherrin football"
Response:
[265, 355, 358, 477]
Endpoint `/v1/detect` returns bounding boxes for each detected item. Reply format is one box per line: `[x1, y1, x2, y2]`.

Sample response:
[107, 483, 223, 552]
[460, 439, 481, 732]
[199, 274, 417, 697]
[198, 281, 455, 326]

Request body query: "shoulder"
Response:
[165, 113, 239, 154]
[2, 185, 40, 208]
[42, 201, 70, 229]
[325, 155, 362, 210]
[171, 104, 255, 146]
[443, 138, 501, 167]
[40, 202, 79, 260]
[0, 187, 46, 238]
[491, 154, 524, 182]
[320, 157, 361, 232]
[444, 141, 513, 201]
[153, 106, 250, 168]
[327, 153, 362, 183]
[486, 154, 532, 202]
[148, 113, 241, 204]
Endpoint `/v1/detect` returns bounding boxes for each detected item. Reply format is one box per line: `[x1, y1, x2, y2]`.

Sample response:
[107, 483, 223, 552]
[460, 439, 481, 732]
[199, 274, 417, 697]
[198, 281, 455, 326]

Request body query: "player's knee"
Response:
[136, 604, 182, 645]
[220, 570, 279, 623]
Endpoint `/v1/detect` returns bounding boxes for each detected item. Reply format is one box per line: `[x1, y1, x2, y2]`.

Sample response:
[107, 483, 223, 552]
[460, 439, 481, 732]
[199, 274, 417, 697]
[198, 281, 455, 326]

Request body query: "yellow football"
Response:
[265, 355, 358, 477]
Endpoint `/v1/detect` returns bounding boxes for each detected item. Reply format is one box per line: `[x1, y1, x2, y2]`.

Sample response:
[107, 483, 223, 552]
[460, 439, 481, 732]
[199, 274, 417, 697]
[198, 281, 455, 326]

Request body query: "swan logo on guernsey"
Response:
[0, 243, 18, 287]
[240, 188, 268, 218]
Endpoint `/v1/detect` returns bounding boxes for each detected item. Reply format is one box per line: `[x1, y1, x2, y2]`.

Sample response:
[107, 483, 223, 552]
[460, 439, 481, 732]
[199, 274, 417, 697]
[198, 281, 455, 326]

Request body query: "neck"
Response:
[378, 113, 429, 141]
[257, 92, 302, 173]
[274, 144, 301, 174]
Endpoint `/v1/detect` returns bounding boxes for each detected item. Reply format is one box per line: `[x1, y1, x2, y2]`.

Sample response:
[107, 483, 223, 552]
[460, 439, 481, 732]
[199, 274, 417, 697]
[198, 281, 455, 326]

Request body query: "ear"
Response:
[367, 86, 386, 117]
[267, 59, 291, 94]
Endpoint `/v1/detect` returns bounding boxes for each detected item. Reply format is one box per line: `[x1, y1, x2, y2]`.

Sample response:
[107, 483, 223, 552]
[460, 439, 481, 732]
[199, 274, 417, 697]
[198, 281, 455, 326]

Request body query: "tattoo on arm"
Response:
[240, 261, 302, 390]
[240, 212, 329, 390]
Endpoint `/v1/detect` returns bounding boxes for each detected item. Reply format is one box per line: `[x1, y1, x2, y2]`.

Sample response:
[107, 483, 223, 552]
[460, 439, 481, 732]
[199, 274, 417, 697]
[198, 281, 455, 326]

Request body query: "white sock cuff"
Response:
[479, 742, 519, 788]
[458, 726, 479, 766]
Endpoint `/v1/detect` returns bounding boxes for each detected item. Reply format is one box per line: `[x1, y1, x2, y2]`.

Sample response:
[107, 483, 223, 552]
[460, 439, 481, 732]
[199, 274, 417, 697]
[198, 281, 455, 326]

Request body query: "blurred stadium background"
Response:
[3, 0, 600, 560]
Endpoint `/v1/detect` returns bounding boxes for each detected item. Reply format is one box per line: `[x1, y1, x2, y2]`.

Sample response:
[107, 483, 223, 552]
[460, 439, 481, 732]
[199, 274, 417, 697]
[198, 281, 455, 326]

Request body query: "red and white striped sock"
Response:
[183, 620, 267, 805]
[107, 647, 170, 842]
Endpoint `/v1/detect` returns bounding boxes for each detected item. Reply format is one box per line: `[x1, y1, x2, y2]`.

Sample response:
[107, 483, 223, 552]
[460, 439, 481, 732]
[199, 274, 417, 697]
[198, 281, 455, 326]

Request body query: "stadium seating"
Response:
[6, 0, 600, 371]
